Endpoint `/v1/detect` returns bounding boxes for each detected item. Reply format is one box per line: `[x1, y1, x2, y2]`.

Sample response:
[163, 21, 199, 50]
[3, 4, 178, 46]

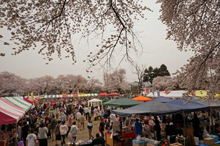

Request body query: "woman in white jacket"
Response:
[60, 121, 68, 146]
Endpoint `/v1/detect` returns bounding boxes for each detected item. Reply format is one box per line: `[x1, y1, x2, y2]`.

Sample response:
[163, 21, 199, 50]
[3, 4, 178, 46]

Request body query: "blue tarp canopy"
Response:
[111, 100, 182, 116]
[153, 96, 172, 103]
[191, 96, 220, 109]
[166, 99, 210, 112]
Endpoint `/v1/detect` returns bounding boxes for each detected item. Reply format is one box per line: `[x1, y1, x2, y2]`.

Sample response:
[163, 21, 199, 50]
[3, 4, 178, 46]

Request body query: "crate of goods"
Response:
[210, 134, 219, 142]
[132, 140, 147, 146]
[203, 138, 215, 145]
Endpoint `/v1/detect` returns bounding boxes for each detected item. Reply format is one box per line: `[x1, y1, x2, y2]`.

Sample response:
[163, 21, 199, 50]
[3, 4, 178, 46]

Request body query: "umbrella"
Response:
[132, 96, 152, 102]
[112, 100, 182, 116]
[99, 93, 109, 96]
[105, 98, 142, 107]
[109, 92, 120, 96]
[153, 96, 172, 103]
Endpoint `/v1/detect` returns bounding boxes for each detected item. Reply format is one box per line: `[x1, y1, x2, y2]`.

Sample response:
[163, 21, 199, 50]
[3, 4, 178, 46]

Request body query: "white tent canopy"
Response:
[163, 90, 187, 99]
[87, 98, 102, 106]
[147, 92, 167, 97]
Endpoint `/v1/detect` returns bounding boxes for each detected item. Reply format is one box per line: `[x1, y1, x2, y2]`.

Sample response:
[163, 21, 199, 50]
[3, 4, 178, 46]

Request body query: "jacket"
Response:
[135, 122, 142, 136]
[87, 120, 93, 129]
[38, 127, 48, 139]
[59, 125, 68, 135]
[55, 108, 60, 115]
[50, 119, 57, 129]
[70, 125, 78, 137]
[68, 115, 74, 127]
[61, 114, 66, 122]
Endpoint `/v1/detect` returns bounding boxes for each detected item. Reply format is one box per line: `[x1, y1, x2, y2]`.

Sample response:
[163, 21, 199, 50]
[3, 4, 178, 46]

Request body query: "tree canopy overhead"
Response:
[157, 0, 220, 99]
[0, 0, 150, 67]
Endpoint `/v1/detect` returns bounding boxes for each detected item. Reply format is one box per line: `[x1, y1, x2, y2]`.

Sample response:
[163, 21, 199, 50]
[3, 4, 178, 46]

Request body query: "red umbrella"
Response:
[109, 92, 120, 96]
[51, 102, 55, 106]
[99, 93, 109, 96]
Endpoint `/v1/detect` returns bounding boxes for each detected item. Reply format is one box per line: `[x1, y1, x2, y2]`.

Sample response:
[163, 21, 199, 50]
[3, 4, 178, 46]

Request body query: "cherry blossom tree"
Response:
[27, 75, 56, 95]
[0, 72, 26, 96]
[152, 76, 176, 91]
[0, 0, 151, 67]
[157, 0, 220, 99]
[82, 78, 102, 93]
[103, 68, 130, 92]
[55, 74, 87, 93]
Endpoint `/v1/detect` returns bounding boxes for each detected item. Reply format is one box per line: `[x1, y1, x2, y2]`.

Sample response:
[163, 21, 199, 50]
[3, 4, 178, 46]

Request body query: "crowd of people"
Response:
[2, 96, 219, 146]
[1, 98, 115, 146]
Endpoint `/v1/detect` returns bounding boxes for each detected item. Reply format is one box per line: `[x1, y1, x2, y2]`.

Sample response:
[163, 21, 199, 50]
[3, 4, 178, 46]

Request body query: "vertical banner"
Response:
[31, 93, 34, 101]
[144, 88, 147, 95]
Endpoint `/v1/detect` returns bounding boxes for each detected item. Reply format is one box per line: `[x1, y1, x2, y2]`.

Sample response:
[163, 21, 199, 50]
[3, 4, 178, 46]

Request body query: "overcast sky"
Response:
[0, 1, 194, 83]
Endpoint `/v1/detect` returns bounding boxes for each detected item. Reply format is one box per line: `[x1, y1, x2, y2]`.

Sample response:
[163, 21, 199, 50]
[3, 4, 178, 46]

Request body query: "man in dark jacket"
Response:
[92, 133, 105, 146]
[135, 118, 142, 136]
[192, 114, 200, 137]
[87, 117, 94, 139]
[50, 115, 57, 141]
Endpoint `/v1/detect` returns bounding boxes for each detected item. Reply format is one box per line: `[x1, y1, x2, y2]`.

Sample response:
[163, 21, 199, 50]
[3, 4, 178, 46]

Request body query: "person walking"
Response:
[87, 117, 94, 139]
[50, 115, 57, 141]
[70, 121, 78, 142]
[154, 116, 161, 141]
[26, 129, 37, 146]
[80, 114, 85, 130]
[93, 107, 98, 121]
[76, 111, 82, 127]
[99, 118, 105, 139]
[55, 121, 61, 146]
[60, 121, 68, 146]
[61, 112, 66, 122]
[55, 106, 60, 119]
[84, 106, 89, 120]
[79, 107, 84, 115]
[22, 121, 29, 146]
[38, 123, 48, 146]
[66, 113, 74, 137]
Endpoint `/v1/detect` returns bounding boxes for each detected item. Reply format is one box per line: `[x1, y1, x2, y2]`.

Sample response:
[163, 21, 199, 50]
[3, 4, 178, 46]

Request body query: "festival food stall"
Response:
[0, 97, 31, 146]
[104, 98, 142, 108]
[87, 98, 102, 107]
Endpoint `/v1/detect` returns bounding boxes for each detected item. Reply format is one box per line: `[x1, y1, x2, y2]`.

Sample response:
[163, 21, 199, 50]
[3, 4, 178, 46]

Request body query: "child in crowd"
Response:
[26, 129, 37, 146]
[71, 121, 78, 143]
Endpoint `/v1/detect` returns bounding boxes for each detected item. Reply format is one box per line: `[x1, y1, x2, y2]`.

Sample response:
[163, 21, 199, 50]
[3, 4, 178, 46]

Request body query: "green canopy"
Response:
[103, 98, 142, 107]
[102, 99, 110, 103]
[103, 99, 118, 106]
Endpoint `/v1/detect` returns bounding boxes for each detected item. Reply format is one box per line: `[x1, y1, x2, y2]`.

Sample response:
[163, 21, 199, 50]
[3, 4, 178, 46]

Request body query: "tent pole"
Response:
[183, 111, 187, 138]
[15, 123, 18, 145]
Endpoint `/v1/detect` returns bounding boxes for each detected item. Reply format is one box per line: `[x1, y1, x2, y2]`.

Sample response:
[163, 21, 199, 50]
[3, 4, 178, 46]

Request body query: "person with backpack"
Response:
[60, 121, 68, 146]
[70, 121, 78, 142]
[55, 121, 61, 146]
